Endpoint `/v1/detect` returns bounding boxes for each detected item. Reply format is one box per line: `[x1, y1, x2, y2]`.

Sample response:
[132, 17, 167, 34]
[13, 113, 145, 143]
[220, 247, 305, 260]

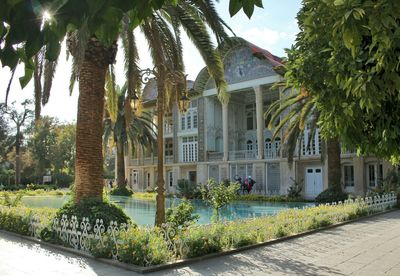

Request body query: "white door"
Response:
[305, 167, 323, 199]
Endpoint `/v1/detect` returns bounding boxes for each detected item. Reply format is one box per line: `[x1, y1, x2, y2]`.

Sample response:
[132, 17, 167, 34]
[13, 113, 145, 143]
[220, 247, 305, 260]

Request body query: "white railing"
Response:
[165, 156, 174, 164]
[130, 159, 139, 166]
[228, 150, 256, 160]
[144, 157, 155, 165]
[208, 152, 223, 161]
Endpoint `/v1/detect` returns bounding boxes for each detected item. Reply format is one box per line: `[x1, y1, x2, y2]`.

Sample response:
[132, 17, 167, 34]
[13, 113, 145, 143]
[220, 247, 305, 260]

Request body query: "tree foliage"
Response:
[0, 0, 261, 86]
[285, 0, 400, 164]
[26, 117, 76, 184]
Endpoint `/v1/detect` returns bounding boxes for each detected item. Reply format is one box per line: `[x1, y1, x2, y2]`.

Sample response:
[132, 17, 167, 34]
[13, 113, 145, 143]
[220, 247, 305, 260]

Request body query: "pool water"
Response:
[21, 196, 314, 225]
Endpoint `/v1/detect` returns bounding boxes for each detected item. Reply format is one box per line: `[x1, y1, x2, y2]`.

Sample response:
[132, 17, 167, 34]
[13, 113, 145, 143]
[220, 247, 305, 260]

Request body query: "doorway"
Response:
[305, 167, 323, 199]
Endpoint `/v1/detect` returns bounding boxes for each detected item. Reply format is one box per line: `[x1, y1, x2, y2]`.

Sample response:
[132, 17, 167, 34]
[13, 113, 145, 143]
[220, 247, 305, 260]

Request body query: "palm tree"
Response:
[103, 77, 156, 188]
[265, 87, 342, 190]
[137, 1, 231, 225]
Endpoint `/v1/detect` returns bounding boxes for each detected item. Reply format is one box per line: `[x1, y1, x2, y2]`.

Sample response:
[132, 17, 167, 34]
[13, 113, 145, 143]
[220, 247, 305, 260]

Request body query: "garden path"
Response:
[1, 210, 400, 275]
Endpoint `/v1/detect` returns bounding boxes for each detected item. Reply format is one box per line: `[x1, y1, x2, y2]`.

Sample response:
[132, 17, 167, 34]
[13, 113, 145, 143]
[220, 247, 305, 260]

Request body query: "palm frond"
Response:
[67, 19, 89, 95]
[174, 4, 228, 103]
[105, 66, 118, 123]
[42, 57, 59, 105]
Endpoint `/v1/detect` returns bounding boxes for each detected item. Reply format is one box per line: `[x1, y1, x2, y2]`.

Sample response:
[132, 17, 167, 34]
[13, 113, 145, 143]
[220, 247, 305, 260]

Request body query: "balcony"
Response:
[129, 156, 174, 166]
[165, 156, 174, 164]
[164, 124, 173, 137]
[207, 152, 223, 161]
[228, 150, 256, 160]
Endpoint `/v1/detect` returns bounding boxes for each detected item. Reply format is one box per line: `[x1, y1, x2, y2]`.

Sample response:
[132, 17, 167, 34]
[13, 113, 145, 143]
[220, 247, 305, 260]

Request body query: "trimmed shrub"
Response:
[0, 207, 56, 236]
[315, 186, 348, 204]
[55, 198, 132, 227]
[109, 186, 133, 196]
[166, 199, 199, 228]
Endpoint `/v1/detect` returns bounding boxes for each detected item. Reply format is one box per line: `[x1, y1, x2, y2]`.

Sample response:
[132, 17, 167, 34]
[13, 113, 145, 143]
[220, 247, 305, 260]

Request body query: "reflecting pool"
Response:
[21, 196, 314, 225]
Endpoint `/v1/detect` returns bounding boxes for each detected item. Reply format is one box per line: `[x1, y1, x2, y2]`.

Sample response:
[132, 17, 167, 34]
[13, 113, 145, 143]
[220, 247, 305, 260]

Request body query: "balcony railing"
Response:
[208, 152, 223, 161]
[165, 156, 174, 164]
[228, 150, 256, 160]
[129, 155, 175, 166]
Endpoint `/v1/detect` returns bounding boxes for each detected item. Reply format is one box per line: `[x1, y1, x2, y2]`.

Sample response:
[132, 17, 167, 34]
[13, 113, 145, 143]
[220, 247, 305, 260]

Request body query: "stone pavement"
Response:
[1, 210, 400, 276]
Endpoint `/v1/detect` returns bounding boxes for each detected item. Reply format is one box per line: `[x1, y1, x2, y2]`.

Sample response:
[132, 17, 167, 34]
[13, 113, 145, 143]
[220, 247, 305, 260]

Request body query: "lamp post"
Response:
[134, 66, 188, 225]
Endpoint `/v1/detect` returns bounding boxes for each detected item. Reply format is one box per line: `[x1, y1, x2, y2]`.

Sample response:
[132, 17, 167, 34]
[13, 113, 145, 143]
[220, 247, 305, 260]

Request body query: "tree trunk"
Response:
[116, 138, 126, 188]
[15, 130, 21, 185]
[155, 75, 165, 226]
[74, 42, 109, 203]
[327, 137, 341, 191]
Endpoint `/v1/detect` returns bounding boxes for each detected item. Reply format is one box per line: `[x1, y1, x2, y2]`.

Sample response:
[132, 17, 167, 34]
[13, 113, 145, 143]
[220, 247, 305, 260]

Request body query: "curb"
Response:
[0, 208, 398, 274]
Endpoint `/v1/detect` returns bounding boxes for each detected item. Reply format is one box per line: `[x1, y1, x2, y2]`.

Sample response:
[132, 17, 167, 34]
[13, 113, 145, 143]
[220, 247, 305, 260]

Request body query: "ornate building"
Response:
[124, 38, 393, 199]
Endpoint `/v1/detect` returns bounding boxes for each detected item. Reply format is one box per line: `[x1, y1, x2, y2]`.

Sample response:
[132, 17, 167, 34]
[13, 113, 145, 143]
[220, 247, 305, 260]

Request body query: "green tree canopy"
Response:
[285, 0, 400, 164]
[0, 0, 262, 85]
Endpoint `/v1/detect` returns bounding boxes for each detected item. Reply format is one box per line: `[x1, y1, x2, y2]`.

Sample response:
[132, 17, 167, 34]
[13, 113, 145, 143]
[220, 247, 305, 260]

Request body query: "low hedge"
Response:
[109, 186, 133, 197]
[0, 199, 379, 267]
[315, 187, 348, 204]
[236, 194, 311, 202]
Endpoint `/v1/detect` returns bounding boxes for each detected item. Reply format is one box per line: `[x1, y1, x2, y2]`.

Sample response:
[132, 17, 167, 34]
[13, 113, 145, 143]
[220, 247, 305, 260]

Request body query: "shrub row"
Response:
[0, 200, 373, 267]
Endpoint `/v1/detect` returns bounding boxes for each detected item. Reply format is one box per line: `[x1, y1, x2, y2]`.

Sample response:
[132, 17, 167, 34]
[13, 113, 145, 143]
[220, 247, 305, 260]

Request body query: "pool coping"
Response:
[0, 208, 397, 274]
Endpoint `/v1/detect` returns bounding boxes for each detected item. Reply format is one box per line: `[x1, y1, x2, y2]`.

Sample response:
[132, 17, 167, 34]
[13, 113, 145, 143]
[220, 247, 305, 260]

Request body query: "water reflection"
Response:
[21, 196, 314, 226]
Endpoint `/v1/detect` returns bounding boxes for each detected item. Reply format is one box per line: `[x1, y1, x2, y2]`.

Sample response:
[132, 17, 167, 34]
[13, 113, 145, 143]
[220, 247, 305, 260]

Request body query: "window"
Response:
[265, 138, 272, 158]
[246, 111, 254, 130]
[182, 136, 198, 162]
[180, 108, 198, 131]
[132, 170, 138, 186]
[302, 124, 321, 156]
[188, 171, 197, 184]
[165, 140, 173, 156]
[181, 116, 186, 130]
[168, 171, 173, 187]
[274, 137, 281, 157]
[193, 111, 198, 129]
[344, 165, 354, 187]
[164, 115, 173, 134]
[187, 113, 191, 129]
[368, 163, 383, 187]
[147, 172, 151, 187]
[246, 140, 253, 153]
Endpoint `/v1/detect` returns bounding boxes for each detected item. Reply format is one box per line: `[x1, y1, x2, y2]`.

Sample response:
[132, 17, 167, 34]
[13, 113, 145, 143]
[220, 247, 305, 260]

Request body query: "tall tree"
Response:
[138, 1, 232, 225]
[265, 87, 342, 190]
[285, 0, 400, 164]
[0, 100, 33, 184]
[104, 80, 156, 188]
[27, 116, 57, 180]
[1, 0, 261, 207]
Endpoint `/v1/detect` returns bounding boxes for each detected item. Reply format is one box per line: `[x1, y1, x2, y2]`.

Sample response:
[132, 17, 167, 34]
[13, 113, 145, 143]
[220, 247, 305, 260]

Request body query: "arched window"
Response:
[246, 140, 253, 152]
[274, 137, 281, 157]
[265, 138, 272, 158]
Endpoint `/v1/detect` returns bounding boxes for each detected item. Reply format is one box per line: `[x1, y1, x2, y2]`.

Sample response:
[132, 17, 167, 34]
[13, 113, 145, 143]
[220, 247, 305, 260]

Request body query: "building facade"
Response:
[124, 39, 393, 199]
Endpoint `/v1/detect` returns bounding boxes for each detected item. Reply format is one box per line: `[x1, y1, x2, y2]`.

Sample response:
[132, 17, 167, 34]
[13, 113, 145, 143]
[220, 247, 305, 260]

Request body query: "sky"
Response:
[0, 0, 302, 123]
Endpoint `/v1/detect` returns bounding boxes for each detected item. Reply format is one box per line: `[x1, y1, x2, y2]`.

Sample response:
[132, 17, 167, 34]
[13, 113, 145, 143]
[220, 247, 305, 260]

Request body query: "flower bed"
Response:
[0, 194, 397, 268]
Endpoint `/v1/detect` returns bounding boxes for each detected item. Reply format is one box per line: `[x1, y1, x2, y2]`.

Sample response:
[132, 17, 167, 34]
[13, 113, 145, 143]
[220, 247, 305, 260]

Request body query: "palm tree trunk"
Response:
[116, 138, 126, 188]
[327, 137, 341, 191]
[15, 130, 21, 185]
[74, 49, 108, 202]
[155, 75, 165, 226]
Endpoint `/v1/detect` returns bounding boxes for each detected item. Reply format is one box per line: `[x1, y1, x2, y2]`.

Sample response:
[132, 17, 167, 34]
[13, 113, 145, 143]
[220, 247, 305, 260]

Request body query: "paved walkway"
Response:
[1, 210, 400, 276]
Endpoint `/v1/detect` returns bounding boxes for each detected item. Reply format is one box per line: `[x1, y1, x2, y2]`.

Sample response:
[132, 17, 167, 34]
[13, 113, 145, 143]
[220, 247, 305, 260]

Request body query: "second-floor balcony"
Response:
[207, 148, 281, 162]
[129, 155, 174, 166]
